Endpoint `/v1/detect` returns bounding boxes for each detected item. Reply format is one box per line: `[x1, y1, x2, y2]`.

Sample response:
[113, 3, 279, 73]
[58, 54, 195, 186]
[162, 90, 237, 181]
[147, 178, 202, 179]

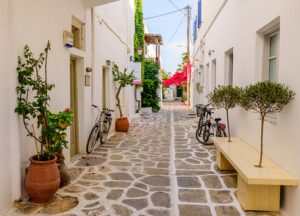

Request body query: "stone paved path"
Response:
[10, 103, 282, 216]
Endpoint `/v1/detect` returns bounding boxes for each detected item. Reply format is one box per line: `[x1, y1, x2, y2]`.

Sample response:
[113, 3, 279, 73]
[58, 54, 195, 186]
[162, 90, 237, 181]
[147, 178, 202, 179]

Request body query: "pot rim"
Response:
[117, 117, 128, 120]
[29, 155, 57, 164]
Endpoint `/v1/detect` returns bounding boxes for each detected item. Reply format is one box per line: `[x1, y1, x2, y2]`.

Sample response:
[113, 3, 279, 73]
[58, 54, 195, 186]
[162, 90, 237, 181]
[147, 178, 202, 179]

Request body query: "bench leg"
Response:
[216, 150, 235, 171]
[237, 175, 280, 211]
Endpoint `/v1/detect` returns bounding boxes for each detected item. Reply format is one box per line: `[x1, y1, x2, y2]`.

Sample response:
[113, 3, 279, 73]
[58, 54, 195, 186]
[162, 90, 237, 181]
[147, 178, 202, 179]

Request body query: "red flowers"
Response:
[162, 63, 191, 87]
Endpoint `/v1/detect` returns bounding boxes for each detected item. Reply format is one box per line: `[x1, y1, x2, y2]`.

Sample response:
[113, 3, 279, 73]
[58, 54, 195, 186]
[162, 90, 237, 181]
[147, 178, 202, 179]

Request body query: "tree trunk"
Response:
[226, 109, 231, 142]
[116, 85, 123, 118]
[256, 115, 265, 168]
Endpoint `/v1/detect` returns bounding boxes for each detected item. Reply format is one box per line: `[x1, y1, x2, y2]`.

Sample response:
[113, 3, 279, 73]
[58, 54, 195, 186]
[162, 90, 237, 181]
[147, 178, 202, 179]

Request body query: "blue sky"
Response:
[143, 0, 194, 74]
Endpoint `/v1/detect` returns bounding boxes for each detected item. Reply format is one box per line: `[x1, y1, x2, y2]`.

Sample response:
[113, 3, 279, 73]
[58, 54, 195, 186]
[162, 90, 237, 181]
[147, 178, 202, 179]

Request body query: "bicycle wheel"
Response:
[201, 125, 213, 145]
[195, 127, 203, 143]
[100, 120, 111, 144]
[86, 125, 99, 154]
[221, 130, 227, 137]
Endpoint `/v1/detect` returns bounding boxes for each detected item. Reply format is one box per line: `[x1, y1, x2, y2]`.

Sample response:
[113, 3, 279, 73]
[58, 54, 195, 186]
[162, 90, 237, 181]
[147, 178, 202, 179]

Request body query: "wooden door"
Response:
[70, 58, 78, 156]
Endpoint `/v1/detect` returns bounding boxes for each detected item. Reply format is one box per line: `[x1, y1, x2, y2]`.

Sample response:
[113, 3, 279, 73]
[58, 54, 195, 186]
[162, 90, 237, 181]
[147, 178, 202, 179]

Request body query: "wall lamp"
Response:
[208, 49, 215, 57]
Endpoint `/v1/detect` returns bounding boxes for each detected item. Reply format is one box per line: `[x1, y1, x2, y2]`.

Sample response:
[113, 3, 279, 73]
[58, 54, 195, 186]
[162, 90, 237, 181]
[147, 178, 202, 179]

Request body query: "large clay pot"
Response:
[25, 156, 60, 204]
[116, 117, 129, 132]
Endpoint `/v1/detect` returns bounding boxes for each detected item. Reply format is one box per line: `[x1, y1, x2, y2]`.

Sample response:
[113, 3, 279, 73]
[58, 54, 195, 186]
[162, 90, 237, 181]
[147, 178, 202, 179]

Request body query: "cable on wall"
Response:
[97, 16, 131, 53]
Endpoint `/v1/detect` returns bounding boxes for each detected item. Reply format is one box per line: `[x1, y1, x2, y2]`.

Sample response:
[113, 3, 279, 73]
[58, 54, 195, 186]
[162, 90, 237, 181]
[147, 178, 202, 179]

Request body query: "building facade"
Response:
[0, 0, 136, 213]
[192, 0, 300, 215]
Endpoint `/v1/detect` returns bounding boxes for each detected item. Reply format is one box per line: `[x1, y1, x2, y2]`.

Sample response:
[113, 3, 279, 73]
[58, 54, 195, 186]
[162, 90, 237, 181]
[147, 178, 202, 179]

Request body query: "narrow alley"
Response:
[10, 103, 257, 216]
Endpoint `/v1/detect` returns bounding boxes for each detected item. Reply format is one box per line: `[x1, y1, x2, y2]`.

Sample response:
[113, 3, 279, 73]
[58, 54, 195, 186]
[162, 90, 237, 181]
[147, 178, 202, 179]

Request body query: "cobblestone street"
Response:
[10, 103, 281, 216]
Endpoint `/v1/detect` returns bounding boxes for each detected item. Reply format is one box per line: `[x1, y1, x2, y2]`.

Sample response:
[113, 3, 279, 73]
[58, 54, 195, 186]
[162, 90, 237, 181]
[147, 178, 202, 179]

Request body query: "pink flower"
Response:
[64, 108, 71, 112]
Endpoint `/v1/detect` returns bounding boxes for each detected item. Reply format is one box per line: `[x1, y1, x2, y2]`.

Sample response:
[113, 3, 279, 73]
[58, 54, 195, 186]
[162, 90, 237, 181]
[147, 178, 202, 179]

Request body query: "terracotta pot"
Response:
[116, 117, 129, 132]
[25, 156, 60, 204]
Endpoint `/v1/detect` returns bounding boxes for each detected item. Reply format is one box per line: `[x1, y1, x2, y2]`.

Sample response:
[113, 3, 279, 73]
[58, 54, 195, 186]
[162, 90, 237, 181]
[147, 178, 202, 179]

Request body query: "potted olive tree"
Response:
[240, 81, 295, 167]
[112, 63, 135, 132]
[15, 41, 73, 203]
[208, 85, 242, 142]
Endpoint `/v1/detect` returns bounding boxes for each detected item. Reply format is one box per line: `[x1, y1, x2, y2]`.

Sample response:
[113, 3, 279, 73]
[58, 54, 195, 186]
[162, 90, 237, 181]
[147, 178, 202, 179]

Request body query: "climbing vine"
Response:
[134, 0, 145, 80]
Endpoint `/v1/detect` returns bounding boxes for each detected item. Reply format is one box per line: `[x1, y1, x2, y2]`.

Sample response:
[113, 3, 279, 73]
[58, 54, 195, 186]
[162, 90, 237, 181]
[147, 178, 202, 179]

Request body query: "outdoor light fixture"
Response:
[85, 67, 92, 73]
[137, 47, 143, 56]
[106, 60, 111, 66]
[208, 49, 215, 56]
[130, 56, 134, 62]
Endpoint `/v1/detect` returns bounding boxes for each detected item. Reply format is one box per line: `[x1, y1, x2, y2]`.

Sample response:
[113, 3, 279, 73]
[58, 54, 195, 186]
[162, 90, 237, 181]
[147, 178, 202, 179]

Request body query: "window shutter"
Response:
[198, 0, 202, 28]
[193, 18, 197, 42]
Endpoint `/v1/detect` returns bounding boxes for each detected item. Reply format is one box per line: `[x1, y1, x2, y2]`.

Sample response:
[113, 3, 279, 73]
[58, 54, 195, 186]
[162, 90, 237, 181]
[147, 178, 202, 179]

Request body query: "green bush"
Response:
[142, 60, 160, 112]
[240, 81, 295, 167]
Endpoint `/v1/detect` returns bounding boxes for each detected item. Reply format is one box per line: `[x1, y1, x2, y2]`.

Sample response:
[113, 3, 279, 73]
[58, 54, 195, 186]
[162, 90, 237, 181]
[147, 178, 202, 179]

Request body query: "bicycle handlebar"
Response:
[92, 104, 115, 113]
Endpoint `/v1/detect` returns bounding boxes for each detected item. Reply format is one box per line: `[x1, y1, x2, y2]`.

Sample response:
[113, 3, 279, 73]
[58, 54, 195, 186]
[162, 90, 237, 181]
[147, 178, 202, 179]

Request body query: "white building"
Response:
[192, 0, 300, 215]
[0, 0, 136, 214]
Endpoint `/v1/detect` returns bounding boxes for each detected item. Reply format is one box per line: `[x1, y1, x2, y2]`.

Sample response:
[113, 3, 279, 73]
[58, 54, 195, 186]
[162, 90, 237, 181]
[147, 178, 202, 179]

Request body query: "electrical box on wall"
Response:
[85, 74, 91, 86]
[63, 31, 74, 48]
[196, 83, 203, 93]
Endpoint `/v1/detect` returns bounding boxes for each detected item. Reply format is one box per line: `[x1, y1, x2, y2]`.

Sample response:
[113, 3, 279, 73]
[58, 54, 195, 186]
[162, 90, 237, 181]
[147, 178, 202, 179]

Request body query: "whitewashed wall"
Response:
[0, 0, 135, 213]
[193, 0, 300, 215]
[0, 0, 90, 213]
[92, 0, 135, 128]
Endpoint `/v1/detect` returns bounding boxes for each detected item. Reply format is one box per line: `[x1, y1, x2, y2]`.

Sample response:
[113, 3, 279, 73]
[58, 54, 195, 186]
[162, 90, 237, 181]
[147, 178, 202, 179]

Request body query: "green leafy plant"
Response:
[134, 0, 145, 80]
[15, 41, 73, 161]
[208, 85, 243, 142]
[240, 81, 295, 167]
[142, 60, 161, 112]
[112, 63, 136, 117]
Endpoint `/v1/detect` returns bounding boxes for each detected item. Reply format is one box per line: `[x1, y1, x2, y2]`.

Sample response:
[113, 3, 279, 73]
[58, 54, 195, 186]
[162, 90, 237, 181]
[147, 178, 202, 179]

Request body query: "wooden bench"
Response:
[212, 137, 298, 212]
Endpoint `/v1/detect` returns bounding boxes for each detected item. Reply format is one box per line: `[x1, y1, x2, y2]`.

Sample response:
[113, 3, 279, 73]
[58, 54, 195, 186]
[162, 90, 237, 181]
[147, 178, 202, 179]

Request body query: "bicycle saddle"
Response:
[215, 118, 221, 122]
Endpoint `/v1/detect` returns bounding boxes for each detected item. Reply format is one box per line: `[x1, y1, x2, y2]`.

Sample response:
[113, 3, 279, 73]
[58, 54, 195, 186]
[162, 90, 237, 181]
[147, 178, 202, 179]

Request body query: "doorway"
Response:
[102, 66, 111, 109]
[211, 59, 216, 90]
[70, 57, 79, 156]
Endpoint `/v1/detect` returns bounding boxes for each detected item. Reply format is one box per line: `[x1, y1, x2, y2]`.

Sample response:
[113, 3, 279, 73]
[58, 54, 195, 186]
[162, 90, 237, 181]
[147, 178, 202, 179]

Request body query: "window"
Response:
[256, 17, 280, 124]
[205, 63, 210, 94]
[266, 31, 279, 124]
[225, 48, 233, 85]
[72, 16, 85, 51]
[268, 32, 279, 82]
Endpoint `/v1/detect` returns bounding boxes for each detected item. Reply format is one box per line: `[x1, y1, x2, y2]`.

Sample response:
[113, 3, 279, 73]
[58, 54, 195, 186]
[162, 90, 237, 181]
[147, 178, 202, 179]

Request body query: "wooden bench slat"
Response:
[212, 137, 298, 186]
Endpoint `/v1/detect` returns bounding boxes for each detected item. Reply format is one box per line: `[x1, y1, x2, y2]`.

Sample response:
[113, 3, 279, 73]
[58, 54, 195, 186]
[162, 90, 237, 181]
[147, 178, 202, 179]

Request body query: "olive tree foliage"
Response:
[112, 63, 136, 118]
[208, 85, 243, 142]
[240, 81, 295, 167]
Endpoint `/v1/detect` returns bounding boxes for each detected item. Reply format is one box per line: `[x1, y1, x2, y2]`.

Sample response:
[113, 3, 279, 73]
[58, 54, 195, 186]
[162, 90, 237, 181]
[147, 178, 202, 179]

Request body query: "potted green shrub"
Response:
[240, 81, 295, 167]
[208, 85, 243, 142]
[15, 41, 73, 203]
[112, 63, 135, 132]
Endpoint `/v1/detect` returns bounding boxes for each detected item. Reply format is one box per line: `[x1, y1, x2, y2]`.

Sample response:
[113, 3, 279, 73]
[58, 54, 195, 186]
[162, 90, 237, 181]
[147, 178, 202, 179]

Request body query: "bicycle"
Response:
[195, 104, 213, 143]
[86, 104, 114, 154]
[195, 104, 227, 145]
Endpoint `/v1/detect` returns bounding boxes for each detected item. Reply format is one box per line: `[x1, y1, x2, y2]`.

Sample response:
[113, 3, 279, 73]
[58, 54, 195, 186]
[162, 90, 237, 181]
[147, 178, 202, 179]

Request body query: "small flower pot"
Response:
[25, 156, 60, 204]
[116, 117, 129, 132]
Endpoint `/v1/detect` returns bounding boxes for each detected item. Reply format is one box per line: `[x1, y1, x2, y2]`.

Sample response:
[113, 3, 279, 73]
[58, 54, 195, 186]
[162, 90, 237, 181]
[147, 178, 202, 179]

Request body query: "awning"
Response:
[82, 0, 120, 8]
